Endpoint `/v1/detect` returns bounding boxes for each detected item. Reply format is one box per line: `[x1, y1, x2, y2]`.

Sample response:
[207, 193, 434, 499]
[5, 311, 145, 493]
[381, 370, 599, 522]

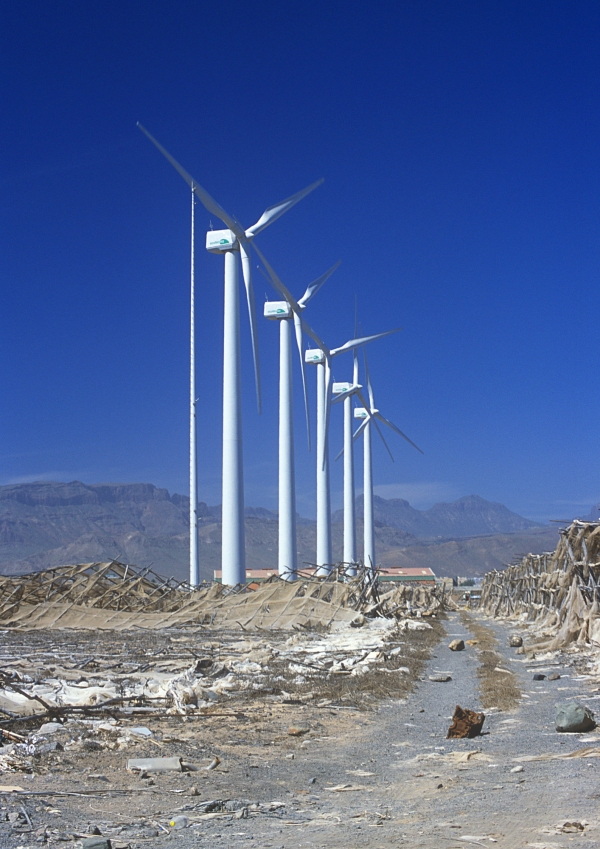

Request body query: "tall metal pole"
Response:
[278, 318, 297, 579]
[221, 249, 245, 585]
[316, 362, 332, 574]
[343, 395, 357, 574]
[189, 190, 199, 587]
[363, 418, 375, 570]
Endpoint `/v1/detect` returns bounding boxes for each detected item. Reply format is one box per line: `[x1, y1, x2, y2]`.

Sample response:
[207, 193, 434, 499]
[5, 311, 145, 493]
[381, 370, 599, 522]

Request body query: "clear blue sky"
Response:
[2, 1, 600, 523]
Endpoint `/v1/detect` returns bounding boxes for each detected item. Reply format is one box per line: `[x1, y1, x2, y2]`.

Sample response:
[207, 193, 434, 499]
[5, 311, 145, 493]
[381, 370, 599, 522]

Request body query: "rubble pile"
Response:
[0, 561, 450, 631]
[480, 520, 600, 649]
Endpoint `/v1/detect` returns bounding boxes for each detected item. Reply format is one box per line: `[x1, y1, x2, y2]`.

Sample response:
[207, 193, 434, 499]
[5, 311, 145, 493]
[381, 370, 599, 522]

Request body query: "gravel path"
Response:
[194, 610, 600, 848]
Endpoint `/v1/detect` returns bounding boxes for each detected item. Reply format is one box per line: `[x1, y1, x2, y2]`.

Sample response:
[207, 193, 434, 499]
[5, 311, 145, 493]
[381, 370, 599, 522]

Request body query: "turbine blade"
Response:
[294, 312, 311, 451]
[363, 345, 375, 410]
[330, 327, 401, 358]
[355, 387, 371, 413]
[239, 241, 261, 413]
[372, 416, 394, 462]
[375, 412, 424, 454]
[334, 444, 345, 462]
[353, 418, 369, 441]
[321, 357, 333, 471]
[137, 123, 245, 239]
[297, 260, 341, 307]
[253, 244, 328, 354]
[245, 178, 324, 237]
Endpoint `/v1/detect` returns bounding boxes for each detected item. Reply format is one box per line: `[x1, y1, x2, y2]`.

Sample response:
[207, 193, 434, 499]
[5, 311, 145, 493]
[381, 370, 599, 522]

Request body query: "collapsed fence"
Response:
[0, 560, 451, 631]
[480, 520, 600, 649]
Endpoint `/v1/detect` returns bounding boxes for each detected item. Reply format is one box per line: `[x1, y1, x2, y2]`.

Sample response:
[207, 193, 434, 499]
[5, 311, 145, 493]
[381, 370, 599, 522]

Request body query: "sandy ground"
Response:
[1, 610, 600, 848]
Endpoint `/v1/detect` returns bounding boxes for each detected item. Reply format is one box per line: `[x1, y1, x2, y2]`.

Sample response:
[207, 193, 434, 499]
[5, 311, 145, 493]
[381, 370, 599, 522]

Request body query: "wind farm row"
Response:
[138, 124, 422, 586]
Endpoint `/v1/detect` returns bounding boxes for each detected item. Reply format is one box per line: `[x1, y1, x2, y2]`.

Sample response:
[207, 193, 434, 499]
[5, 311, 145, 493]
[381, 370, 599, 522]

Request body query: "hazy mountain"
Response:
[333, 493, 542, 538]
[0, 481, 552, 581]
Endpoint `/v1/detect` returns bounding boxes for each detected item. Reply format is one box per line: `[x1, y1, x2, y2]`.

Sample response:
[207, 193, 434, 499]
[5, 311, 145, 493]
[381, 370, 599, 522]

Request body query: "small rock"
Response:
[81, 839, 112, 849]
[465, 639, 478, 646]
[38, 722, 63, 735]
[448, 640, 465, 652]
[37, 741, 64, 754]
[533, 673, 546, 681]
[555, 702, 596, 733]
[436, 783, 443, 789]
[287, 726, 310, 736]
[447, 705, 485, 738]
[560, 821, 585, 833]
[547, 672, 561, 681]
[515, 646, 526, 655]
[510, 765, 524, 773]
[308, 777, 316, 784]
[189, 785, 199, 796]
[429, 675, 452, 683]
[350, 614, 366, 628]
[508, 635, 523, 647]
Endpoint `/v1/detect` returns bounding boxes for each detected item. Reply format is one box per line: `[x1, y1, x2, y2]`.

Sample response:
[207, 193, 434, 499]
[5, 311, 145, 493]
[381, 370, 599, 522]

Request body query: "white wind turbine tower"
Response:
[138, 124, 322, 586]
[263, 261, 341, 580]
[353, 347, 423, 569]
[331, 345, 365, 575]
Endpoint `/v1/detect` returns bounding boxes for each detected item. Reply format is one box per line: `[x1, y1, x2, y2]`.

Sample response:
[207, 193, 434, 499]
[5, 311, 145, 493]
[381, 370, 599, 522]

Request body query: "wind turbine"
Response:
[331, 345, 363, 575]
[304, 329, 398, 575]
[263, 261, 341, 580]
[138, 124, 322, 585]
[252, 248, 399, 575]
[352, 348, 423, 570]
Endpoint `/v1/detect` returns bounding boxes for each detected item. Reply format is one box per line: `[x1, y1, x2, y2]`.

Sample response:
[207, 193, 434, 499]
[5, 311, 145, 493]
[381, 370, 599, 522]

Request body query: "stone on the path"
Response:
[509, 634, 523, 647]
[448, 639, 465, 651]
[510, 765, 524, 773]
[555, 702, 596, 733]
[429, 674, 452, 682]
[547, 672, 561, 681]
[447, 705, 485, 738]
[287, 726, 310, 736]
[515, 646, 526, 654]
[533, 673, 546, 681]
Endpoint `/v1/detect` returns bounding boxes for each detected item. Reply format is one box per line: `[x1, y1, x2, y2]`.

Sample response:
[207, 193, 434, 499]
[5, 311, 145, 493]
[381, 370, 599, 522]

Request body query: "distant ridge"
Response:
[0, 481, 551, 580]
[333, 493, 542, 539]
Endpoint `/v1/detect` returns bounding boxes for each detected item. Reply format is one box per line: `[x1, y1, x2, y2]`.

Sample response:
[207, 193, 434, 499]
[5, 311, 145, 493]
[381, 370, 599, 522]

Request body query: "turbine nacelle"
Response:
[354, 408, 370, 419]
[264, 301, 292, 320]
[305, 349, 325, 364]
[206, 229, 237, 253]
[332, 382, 353, 394]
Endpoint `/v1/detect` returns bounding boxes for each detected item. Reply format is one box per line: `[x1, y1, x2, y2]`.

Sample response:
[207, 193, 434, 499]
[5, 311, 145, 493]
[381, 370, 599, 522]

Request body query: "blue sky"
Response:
[2, 1, 600, 523]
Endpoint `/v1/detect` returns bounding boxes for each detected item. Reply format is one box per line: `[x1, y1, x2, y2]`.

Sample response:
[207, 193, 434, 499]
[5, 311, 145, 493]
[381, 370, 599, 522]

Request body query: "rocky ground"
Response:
[1, 609, 600, 848]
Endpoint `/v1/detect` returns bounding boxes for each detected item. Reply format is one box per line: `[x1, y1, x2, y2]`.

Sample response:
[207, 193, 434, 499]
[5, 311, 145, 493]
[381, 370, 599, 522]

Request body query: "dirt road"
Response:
[2, 611, 599, 848]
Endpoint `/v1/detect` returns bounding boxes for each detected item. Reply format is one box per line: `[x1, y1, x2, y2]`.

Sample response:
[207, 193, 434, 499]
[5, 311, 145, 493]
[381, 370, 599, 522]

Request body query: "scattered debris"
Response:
[0, 560, 452, 632]
[555, 702, 596, 733]
[557, 820, 586, 833]
[481, 520, 600, 650]
[447, 705, 486, 739]
[127, 757, 183, 773]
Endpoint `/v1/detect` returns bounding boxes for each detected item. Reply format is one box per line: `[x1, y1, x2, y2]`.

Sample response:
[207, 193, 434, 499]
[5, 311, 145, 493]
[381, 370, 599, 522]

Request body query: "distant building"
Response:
[377, 567, 436, 584]
[214, 565, 437, 585]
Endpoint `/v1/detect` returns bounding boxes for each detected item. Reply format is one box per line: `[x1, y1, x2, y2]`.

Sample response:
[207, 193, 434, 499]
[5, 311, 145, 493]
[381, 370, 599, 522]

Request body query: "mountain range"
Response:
[0, 480, 560, 580]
